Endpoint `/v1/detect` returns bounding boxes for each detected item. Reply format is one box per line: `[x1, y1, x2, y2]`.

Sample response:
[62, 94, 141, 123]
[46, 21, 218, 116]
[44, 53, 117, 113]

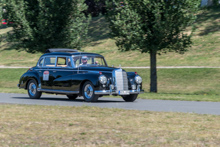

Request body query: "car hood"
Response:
[80, 66, 120, 73]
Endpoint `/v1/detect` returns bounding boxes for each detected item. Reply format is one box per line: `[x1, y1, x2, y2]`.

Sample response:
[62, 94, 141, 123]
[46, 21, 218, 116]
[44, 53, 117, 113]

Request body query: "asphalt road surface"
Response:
[0, 93, 220, 115]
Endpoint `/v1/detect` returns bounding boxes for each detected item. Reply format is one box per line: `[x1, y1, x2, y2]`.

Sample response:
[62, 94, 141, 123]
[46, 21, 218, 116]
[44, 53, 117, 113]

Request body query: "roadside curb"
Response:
[122, 66, 220, 69]
[0, 66, 30, 69]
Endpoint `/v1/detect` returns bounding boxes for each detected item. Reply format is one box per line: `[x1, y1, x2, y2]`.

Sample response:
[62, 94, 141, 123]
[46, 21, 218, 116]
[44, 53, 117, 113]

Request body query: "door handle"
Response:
[38, 71, 42, 73]
[53, 71, 56, 73]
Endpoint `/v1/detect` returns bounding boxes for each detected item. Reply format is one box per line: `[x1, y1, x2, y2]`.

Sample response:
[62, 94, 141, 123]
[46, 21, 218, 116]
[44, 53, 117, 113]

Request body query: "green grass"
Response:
[1, 68, 219, 101]
[129, 68, 220, 102]
[0, 42, 42, 67]
[0, 68, 27, 93]
[83, 7, 220, 67]
[0, 7, 220, 67]
[0, 104, 219, 146]
[126, 68, 220, 95]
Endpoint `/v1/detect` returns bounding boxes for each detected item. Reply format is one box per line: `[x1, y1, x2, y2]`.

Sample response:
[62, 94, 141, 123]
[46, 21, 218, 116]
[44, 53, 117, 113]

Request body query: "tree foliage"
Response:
[5, 0, 90, 53]
[106, 0, 200, 92]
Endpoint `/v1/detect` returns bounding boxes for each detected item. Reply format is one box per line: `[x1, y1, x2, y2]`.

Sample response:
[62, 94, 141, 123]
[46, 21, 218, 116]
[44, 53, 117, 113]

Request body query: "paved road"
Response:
[0, 93, 220, 115]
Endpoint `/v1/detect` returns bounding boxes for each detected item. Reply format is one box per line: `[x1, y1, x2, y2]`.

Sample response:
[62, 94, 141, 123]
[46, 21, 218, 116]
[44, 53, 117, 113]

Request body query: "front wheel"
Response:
[27, 80, 42, 99]
[122, 94, 138, 102]
[82, 81, 99, 102]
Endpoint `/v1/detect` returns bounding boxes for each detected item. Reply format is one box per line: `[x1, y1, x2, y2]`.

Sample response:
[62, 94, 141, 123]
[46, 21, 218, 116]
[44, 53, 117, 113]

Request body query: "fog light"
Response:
[131, 84, 136, 90]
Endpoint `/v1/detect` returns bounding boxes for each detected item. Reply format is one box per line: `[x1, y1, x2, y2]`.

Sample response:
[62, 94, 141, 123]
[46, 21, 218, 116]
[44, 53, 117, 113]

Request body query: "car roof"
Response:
[41, 52, 103, 57]
[41, 48, 104, 58]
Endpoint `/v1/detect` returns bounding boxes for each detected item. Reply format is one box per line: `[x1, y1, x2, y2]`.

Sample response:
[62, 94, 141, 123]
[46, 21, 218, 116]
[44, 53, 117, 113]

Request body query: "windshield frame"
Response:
[71, 55, 108, 68]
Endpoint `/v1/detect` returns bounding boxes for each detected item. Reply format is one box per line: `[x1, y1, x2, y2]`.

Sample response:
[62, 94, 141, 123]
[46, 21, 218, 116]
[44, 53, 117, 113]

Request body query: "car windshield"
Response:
[73, 55, 107, 67]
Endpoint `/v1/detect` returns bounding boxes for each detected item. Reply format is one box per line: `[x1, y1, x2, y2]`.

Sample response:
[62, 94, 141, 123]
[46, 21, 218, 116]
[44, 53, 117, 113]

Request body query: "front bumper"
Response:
[94, 89, 144, 95]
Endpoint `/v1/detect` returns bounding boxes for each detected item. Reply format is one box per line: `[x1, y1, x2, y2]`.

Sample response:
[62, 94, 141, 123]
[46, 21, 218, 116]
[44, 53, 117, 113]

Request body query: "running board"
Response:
[37, 88, 79, 94]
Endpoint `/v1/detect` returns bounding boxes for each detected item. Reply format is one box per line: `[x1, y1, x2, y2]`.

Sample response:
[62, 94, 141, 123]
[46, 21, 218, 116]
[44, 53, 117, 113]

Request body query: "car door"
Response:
[38, 56, 57, 90]
[52, 56, 75, 91]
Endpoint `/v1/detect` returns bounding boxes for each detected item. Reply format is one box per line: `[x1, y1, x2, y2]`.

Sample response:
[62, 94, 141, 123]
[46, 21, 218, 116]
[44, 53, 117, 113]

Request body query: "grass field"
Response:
[1, 68, 219, 102]
[0, 104, 219, 146]
[0, 7, 220, 67]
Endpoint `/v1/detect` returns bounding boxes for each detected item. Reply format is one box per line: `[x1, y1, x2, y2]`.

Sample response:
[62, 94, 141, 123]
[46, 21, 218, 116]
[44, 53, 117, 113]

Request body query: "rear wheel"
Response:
[122, 94, 138, 102]
[27, 80, 42, 99]
[67, 94, 78, 100]
[82, 81, 99, 102]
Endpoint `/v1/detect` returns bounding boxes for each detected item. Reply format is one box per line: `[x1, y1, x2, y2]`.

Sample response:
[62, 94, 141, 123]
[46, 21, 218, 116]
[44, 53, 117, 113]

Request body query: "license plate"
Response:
[118, 90, 130, 95]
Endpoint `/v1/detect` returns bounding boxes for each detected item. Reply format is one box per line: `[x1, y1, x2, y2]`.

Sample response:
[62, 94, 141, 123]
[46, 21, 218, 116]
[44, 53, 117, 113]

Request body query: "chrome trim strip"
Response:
[37, 88, 79, 94]
[35, 69, 113, 73]
[94, 90, 144, 95]
[35, 69, 75, 71]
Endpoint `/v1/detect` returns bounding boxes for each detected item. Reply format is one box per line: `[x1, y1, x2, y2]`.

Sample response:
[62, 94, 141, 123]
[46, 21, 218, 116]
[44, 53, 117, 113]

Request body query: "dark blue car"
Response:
[18, 49, 144, 102]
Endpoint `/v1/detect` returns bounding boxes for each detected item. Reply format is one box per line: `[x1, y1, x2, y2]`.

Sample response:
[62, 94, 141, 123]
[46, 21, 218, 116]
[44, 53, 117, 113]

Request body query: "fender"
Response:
[19, 71, 41, 89]
[127, 72, 143, 89]
[127, 72, 136, 79]
[71, 73, 101, 87]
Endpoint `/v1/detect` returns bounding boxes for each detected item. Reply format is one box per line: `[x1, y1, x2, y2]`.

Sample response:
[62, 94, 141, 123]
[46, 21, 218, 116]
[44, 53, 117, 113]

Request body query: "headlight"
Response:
[99, 75, 107, 85]
[135, 76, 142, 84]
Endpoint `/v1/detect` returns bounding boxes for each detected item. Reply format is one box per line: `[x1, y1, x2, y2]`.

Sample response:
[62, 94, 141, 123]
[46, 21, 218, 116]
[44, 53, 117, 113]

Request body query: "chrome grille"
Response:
[114, 69, 128, 91]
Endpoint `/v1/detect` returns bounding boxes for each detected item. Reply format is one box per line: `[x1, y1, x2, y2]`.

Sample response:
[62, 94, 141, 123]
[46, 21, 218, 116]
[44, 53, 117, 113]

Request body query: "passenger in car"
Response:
[67, 58, 72, 67]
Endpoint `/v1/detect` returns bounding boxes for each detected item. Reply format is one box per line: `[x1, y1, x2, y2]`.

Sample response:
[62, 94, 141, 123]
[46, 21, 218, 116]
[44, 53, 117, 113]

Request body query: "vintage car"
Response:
[18, 49, 144, 102]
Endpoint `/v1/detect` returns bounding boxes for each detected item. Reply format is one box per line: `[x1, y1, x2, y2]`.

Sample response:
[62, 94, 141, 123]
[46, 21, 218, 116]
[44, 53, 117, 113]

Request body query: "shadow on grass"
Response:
[0, 42, 23, 53]
[196, 7, 220, 36]
[0, 27, 23, 53]
[0, 25, 8, 29]
[84, 16, 110, 46]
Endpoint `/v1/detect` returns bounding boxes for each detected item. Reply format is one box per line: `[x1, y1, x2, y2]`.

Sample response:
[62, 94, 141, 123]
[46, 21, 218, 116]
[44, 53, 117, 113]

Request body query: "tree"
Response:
[106, 0, 200, 92]
[5, 0, 90, 53]
[0, 0, 6, 20]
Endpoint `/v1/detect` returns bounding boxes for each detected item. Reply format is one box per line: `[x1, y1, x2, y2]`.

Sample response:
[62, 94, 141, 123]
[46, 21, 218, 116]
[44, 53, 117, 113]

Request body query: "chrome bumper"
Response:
[94, 89, 144, 95]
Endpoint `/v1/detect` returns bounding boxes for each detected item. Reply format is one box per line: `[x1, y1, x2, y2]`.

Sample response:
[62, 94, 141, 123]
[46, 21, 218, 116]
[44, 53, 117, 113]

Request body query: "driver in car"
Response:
[80, 56, 88, 66]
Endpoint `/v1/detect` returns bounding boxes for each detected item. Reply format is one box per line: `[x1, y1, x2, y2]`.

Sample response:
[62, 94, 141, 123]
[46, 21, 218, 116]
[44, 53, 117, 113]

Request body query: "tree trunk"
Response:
[150, 50, 157, 92]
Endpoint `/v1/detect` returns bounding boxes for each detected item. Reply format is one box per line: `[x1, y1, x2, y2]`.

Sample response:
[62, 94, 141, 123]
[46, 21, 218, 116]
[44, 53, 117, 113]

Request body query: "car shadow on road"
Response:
[12, 96, 125, 103]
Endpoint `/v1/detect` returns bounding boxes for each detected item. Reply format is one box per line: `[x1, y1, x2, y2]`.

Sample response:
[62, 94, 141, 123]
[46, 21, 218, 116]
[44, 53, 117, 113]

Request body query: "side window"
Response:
[44, 57, 56, 67]
[38, 58, 44, 67]
[56, 57, 72, 67]
[73, 56, 80, 67]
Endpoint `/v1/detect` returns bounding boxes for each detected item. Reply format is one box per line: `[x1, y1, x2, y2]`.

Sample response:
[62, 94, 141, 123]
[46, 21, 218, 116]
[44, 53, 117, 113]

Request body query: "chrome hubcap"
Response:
[29, 83, 36, 96]
[84, 84, 93, 99]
